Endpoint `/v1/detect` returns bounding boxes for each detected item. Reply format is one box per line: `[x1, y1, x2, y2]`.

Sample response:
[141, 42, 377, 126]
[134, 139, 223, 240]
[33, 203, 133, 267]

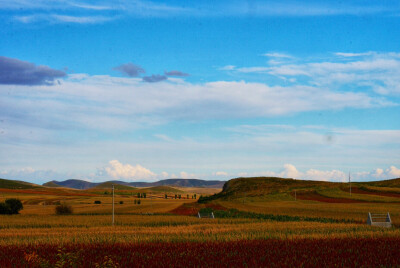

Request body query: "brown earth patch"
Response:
[170, 202, 227, 216]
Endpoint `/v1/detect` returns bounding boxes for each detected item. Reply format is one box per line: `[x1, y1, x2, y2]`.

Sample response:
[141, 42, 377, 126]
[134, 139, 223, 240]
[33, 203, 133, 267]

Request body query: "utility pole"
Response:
[112, 184, 115, 226]
[349, 172, 351, 196]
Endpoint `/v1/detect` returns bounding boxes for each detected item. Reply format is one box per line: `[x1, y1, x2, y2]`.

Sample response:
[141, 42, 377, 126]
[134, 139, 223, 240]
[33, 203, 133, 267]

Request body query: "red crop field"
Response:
[0, 188, 96, 197]
[293, 191, 366, 203]
[1, 238, 399, 267]
[170, 202, 227, 216]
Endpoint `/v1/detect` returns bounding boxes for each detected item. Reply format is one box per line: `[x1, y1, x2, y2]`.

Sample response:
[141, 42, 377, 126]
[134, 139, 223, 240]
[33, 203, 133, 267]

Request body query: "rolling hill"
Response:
[44, 178, 226, 189]
[0, 178, 43, 189]
[198, 177, 400, 204]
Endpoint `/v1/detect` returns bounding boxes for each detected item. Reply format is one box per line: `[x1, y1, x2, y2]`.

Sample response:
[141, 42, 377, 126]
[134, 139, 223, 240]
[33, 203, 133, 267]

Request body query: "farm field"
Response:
[1, 177, 400, 266]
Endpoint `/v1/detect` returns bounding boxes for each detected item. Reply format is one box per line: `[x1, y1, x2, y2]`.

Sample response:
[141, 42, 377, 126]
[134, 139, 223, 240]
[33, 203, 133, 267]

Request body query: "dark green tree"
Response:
[0, 203, 11, 214]
[5, 198, 23, 214]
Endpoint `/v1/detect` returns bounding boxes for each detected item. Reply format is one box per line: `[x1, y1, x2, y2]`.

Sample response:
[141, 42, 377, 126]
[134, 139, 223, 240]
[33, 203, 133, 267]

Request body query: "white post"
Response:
[349, 172, 351, 196]
[112, 184, 115, 226]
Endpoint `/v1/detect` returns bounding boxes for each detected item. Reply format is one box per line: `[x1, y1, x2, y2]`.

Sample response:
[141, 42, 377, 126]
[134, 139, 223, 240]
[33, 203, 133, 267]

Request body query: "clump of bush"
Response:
[94, 200, 101, 204]
[0, 198, 23, 214]
[55, 203, 73, 215]
[119, 201, 124, 204]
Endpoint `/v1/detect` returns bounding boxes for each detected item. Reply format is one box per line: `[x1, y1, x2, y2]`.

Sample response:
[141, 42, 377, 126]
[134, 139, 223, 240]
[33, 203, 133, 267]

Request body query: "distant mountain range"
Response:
[43, 178, 226, 189]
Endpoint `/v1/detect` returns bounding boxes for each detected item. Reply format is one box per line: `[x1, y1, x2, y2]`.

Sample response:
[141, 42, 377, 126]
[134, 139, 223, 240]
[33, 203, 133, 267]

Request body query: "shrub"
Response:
[0, 199, 23, 215]
[94, 200, 101, 204]
[137, 199, 141, 205]
[119, 201, 123, 204]
[55, 203, 73, 215]
[0, 203, 11, 214]
[134, 199, 137, 204]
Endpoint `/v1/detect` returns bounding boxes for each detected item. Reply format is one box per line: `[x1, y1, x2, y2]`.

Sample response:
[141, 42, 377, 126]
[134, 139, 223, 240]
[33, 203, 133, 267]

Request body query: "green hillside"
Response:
[199, 177, 400, 204]
[0, 178, 42, 189]
[215, 177, 333, 199]
[360, 178, 400, 187]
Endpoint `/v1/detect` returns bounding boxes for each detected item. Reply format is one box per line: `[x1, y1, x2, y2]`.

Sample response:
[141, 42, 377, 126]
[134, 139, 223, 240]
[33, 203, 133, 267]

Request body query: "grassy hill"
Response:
[0, 178, 42, 189]
[199, 177, 400, 204]
[360, 178, 400, 187]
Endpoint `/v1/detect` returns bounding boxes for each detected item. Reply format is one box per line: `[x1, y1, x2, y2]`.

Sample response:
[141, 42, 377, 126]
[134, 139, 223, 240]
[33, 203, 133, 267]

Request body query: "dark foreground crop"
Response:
[1, 238, 399, 267]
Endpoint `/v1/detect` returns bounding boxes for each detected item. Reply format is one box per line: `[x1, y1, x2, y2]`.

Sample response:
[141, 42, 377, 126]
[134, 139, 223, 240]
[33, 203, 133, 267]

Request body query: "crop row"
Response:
[1, 238, 399, 267]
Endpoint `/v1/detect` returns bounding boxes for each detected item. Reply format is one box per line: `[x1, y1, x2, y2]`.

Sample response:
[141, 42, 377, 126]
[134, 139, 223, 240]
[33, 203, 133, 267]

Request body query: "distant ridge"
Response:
[43, 178, 226, 189]
[43, 179, 99, 190]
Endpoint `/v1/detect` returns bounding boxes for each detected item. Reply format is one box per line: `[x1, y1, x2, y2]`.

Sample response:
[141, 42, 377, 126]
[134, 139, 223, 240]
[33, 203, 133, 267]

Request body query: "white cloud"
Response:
[233, 52, 400, 96]
[179, 171, 196, 179]
[219, 65, 236, 71]
[263, 52, 292, 58]
[236, 67, 270, 73]
[335, 52, 374, 57]
[357, 166, 400, 180]
[238, 164, 400, 182]
[104, 160, 156, 181]
[0, 167, 73, 184]
[214, 171, 228, 176]
[15, 14, 115, 24]
[1, 74, 390, 147]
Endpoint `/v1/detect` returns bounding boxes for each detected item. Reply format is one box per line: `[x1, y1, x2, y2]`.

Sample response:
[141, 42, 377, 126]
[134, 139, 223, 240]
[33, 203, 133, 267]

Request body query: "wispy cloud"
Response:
[334, 52, 374, 57]
[15, 14, 116, 24]
[263, 52, 293, 58]
[218, 65, 236, 71]
[231, 52, 400, 95]
[4, 0, 400, 25]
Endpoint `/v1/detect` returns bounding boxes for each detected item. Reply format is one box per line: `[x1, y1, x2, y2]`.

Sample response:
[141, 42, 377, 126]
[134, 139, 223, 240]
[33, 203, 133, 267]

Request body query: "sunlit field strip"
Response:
[219, 200, 400, 224]
[0, 214, 399, 245]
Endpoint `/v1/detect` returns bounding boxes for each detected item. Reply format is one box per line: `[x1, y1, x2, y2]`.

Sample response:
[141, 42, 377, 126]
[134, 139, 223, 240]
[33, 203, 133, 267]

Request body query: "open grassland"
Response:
[1, 177, 400, 266]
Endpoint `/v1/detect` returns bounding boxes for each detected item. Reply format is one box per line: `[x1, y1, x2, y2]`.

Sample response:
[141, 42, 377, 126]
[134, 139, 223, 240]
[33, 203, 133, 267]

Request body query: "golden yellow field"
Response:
[1, 185, 400, 246]
[2, 174, 400, 254]
[1, 213, 400, 245]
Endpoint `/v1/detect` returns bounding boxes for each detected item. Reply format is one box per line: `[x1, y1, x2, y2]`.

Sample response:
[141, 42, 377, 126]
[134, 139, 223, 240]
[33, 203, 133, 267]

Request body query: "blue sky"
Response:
[0, 0, 399, 183]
